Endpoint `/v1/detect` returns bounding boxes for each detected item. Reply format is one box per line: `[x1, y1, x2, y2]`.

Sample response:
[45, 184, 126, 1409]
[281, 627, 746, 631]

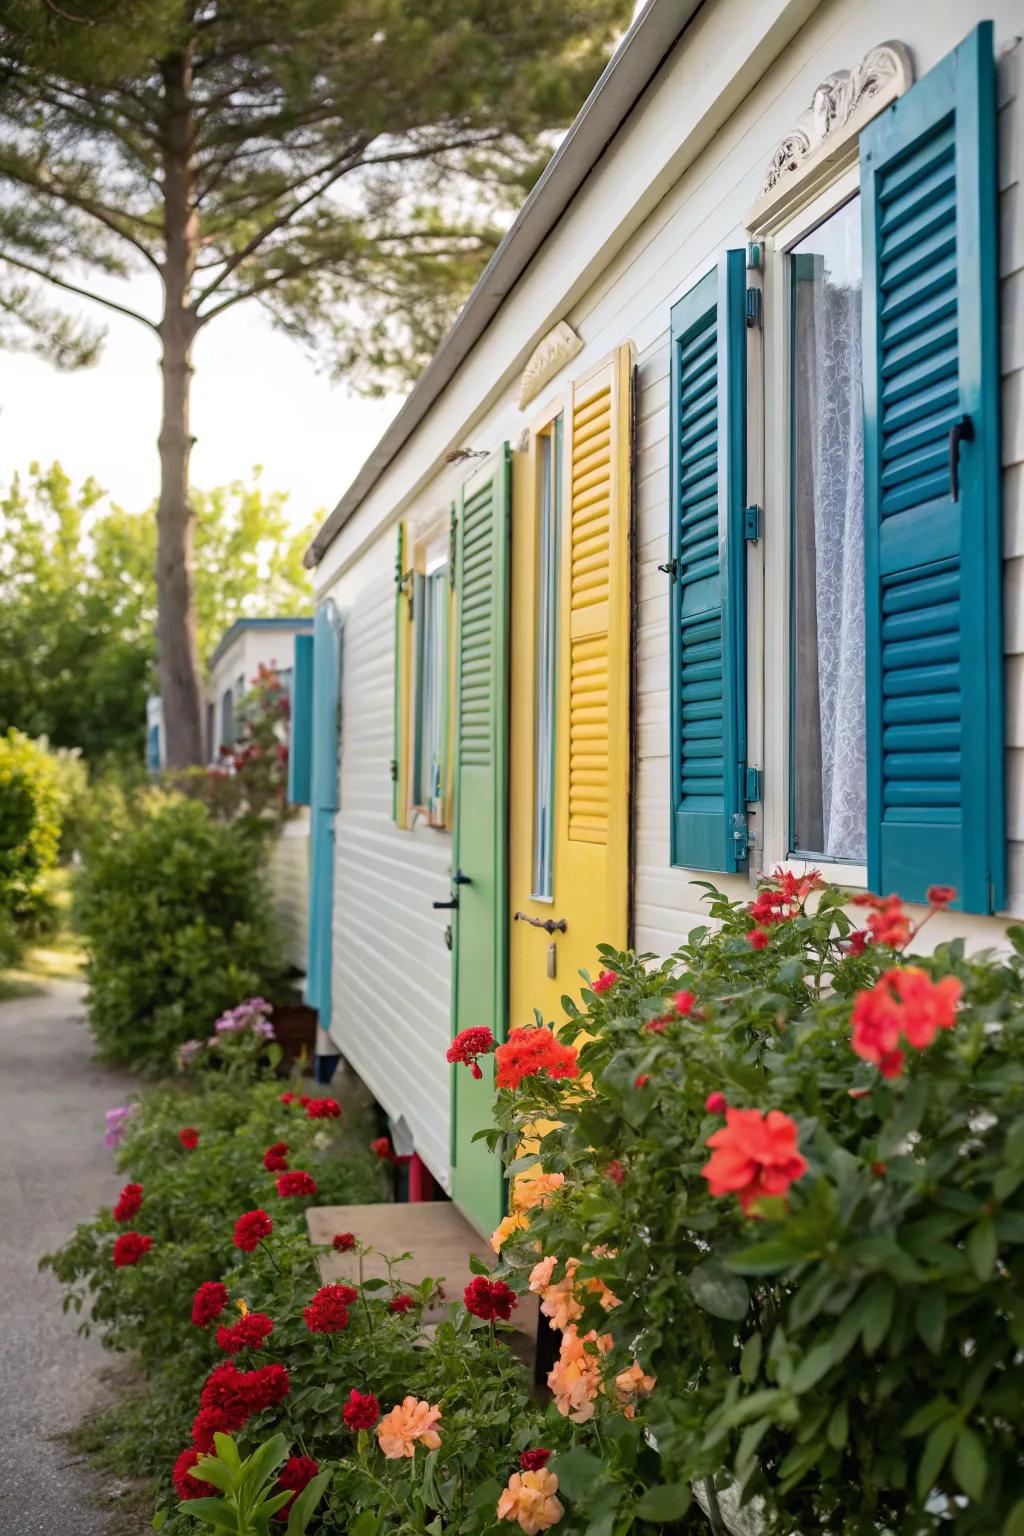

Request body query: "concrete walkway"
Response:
[0, 979, 139, 1534]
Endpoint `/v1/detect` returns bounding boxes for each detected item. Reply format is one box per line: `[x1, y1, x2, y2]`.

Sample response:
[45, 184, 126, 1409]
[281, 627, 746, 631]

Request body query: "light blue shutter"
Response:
[861, 22, 1002, 912]
[305, 602, 341, 1025]
[287, 632, 314, 805]
[669, 250, 747, 871]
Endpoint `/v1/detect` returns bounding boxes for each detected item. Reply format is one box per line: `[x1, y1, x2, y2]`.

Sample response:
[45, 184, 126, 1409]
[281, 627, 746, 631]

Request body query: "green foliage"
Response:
[0, 0, 632, 390]
[0, 463, 312, 762]
[73, 794, 283, 1071]
[170, 664, 293, 830]
[0, 727, 69, 939]
[489, 879, 1024, 1534]
[184, 1433, 331, 1535]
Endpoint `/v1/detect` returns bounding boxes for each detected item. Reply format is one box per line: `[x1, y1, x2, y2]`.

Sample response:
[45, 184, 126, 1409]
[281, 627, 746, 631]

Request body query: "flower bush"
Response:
[172, 663, 294, 829]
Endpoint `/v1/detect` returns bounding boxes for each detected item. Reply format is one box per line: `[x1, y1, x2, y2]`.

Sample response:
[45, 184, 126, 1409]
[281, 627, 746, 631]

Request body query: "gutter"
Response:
[305, 0, 700, 568]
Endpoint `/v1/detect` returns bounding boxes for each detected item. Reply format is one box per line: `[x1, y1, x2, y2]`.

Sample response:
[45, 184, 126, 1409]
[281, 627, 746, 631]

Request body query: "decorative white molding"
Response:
[747, 41, 913, 234]
[517, 320, 583, 410]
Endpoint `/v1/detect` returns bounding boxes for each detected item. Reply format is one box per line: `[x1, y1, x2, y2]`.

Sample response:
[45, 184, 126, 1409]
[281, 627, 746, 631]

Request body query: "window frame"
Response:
[528, 401, 564, 902]
[753, 164, 869, 887]
[405, 511, 453, 830]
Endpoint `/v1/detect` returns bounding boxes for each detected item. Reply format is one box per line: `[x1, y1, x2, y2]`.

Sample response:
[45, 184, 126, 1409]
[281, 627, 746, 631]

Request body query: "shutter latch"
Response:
[745, 767, 763, 802]
[389, 758, 398, 783]
[745, 288, 762, 329]
[743, 505, 762, 542]
[657, 557, 678, 578]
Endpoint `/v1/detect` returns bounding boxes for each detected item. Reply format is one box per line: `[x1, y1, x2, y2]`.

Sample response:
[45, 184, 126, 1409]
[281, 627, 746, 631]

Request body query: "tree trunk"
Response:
[156, 47, 202, 769]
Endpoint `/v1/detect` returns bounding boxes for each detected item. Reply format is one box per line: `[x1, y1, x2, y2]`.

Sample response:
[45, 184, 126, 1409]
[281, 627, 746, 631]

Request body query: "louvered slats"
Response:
[568, 380, 612, 841]
[458, 480, 495, 768]
[881, 563, 961, 817]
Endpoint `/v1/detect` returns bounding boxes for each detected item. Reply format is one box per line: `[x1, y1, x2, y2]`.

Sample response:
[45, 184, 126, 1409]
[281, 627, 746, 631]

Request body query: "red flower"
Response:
[634, 1073, 650, 1088]
[447, 1026, 495, 1080]
[276, 1169, 318, 1198]
[704, 1092, 727, 1115]
[192, 1404, 244, 1451]
[389, 1294, 414, 1314]
[216, 1312, 274, 1354]
[303, 1283, 357, 1333]
[201, 1362, 290, 1426]
[927, 884, 956, 908]
[305, 1097, 341, 1120]
[178, 1126, 200, 1150]
[644, 1016, 669, 1034]
[191, 1281, 229, 1327]
[854, 892, 913, 949]
[273, 1456, 319, 1521]
[871, 1161, 888, 1177]
[248, 1363, 290, 1409]
[847, 930, 869, 956]
[605, 1159, 626, 1186]
[520, 1449, 551, 1472]
[850, 967, 962, 1078]
[113, 1183, 143, 1223]
[263, 1141, 289, 1172]
[280, 1091, 295, 1105]
[343, 1388, 381, 1430]
[233, 1209, 273, 1252]
[592, 970, 617, 994]
[173, 1447, 217, 1502]
[494, 1026, 579, 1091]
[370, 1136, 392, 1161]
[332, 1231, 356, 1252]
[847, 1086, 871, 1100]
[748, 928, 769, 950]
[113, 1232, 152, 1267]
[702, 1108, 808, 1214]
[673, 990, 694, 1016]
[464, 1276, 518, 1321]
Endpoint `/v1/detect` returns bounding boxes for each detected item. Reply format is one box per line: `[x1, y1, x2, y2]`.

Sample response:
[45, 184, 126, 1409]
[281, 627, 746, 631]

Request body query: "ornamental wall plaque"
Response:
[517, 320, 583, 410]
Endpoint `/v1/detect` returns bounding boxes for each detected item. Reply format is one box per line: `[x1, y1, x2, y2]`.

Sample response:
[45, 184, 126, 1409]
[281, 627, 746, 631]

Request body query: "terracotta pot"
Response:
[271, 1001, 317, 1067]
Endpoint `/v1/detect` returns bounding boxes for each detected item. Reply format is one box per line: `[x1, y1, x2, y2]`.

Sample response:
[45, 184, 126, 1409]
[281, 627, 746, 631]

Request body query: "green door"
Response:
[450, 446, 510, 1236]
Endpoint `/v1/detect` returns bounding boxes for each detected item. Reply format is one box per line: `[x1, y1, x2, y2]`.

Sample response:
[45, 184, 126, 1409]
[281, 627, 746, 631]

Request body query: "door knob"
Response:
[452, 869, 472, 885]
[514, 911, 567, 934]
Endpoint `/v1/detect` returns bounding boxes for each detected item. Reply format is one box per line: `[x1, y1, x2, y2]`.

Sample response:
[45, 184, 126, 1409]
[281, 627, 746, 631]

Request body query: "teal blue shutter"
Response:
[669, 250, 747, 871]
[287, 632, 314, 805]
[861, 22, 1002, 912]
[305, 602, 341, 1025]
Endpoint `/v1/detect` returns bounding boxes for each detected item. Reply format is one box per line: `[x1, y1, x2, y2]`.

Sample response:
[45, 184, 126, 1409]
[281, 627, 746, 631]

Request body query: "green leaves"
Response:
[688, 1260, 749, 1320]
[967, 1215, 998, 1280]
[634, 1483, 691, 1521]
[549, 1448, 604, 1503]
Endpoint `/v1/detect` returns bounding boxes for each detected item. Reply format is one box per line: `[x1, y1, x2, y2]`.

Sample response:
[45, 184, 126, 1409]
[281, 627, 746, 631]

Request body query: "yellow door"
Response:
[509, 346, 632, 1031]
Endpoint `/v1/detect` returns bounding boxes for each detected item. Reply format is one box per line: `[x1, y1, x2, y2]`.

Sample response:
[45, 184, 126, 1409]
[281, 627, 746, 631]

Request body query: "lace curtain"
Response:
[793, 264, 867, 861]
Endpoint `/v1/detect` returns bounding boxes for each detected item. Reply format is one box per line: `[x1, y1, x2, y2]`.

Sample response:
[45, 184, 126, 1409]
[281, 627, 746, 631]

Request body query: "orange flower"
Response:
[375, 1397, 442, 1459]
[491, 1212, 529, 1253]
[498, 1469, 565, 1534]
[614, 1361, 656, 1406]
[547, 1328, 611, 1423]
[702, 1108, 808, 1214]
[531, 1257, 582, 1331]
[495, 1028, 579, 1091]
[850, 967, 962, 1078]
[512, 1168, 565, 1214]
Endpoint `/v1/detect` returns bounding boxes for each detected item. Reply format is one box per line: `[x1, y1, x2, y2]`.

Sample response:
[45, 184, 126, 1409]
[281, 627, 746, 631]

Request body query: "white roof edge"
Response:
[305, 0, 699, 568]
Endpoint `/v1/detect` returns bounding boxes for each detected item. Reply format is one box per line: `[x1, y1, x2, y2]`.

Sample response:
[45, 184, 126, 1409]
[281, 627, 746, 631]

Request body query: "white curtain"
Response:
[809, 279, 867, 860]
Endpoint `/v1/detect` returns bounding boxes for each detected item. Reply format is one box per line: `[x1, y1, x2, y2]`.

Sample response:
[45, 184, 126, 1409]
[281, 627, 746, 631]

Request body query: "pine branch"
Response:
[0, 249, 159, 333]
[0, 157, 162, 271]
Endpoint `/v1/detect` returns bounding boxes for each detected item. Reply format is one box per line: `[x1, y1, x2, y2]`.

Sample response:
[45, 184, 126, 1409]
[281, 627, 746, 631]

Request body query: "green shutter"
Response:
[669, 250, 747, 871]
[861, 21, 1002, 912]
[450, 445, 510, 1236]
[287, 632, 314, 805]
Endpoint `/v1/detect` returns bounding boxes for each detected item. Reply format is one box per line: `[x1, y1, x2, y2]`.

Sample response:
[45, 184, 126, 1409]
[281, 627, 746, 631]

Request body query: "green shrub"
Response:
[0, 727, 68, 939]
[74, 794, 283, 1071]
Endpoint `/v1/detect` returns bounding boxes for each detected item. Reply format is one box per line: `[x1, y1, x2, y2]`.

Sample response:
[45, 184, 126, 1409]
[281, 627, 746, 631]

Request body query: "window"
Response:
[532, 417, 562, 898]
[789, 196, 866, 862]
[205, 701, 215, 763]
[220, 687, 234, 748]
[409, 524, 451, 827]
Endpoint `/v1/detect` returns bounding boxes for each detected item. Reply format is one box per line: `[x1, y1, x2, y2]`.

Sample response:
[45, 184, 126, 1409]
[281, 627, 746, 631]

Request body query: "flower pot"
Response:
[271, 1001, 317, 1068]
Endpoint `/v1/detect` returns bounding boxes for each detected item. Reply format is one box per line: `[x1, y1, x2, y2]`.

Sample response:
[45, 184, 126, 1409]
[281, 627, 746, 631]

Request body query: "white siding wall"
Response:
[328, 536, 455, 1189]
[318, 0, 1024, 1171]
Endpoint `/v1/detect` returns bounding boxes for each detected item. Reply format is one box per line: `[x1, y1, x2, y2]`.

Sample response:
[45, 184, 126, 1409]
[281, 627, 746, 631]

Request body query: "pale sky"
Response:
[0, 276, 403, 530]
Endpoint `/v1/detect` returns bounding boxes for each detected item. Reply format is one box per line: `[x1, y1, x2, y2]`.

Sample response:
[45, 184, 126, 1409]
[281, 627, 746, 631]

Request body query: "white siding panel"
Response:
[326, 538, 454, 1189]
[1001, 43, 1024, 916]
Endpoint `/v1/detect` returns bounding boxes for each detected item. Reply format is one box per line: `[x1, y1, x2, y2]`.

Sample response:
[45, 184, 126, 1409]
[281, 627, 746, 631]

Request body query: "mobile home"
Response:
[302, 0, 1024, 1237]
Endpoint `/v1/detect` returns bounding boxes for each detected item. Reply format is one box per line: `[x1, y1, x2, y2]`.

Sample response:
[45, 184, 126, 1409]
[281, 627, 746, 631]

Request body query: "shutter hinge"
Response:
[745, 766, 763, 802]
[657, 557, 678, 579]
[389, 758, 398, 783]
[743, 505, 762, 542]
[745, 288, 762, 329]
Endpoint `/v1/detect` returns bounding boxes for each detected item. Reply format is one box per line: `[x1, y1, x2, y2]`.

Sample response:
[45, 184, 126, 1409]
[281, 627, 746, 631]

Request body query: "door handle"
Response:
[514, 911, 567, 934]
[452, 869, 472, 885]
[433, 896, 458, 910]
[949, 414, 973, 503]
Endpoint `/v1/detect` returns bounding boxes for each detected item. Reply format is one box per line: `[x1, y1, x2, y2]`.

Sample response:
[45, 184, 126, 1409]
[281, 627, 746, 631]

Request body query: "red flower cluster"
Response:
[850, 966, 962, 1078]
[178, 1126, 200, 1150]
[592, 970, 617, 994]
[233, 1209, 273, 1252]
[702, 1108, 808, 1215]
[851, 892, 912, 949]
[494, 1027, 579, 1091]
[113, 1232, 152, 1267]
[280, 1091, 296, 1105]
[605, 1159, 626, 1186]
[646, 988, 695, 1032]
[520, 1449, 552, 1472]
[276, 1169, 318, 1198]
[274, 1456, 319, 1521]
[304, 1097, 341, 1120]
[113, 1182, 143, 1223]
[216, 1311, 274, 1354]
[303, 1283, 357, 1334]
[343, 1388, 381, 1430]
[747, 867, 823, 945]
[928, 885, 956, 907]
[194, 1361, 290, 1448]
[464, 1275, 518, 1321]
[389, 1294, 414, 1314]
[370, 1136, 392, 1161]
[332, 1231, 356, 1252]
[191, 1281, 229, 1327]
[173, 1447, 217, 1502]
[263, 1141, 289, 1172]
[748, 929, 769, 950]
[704, 1092, 727, 1115]
[447, 1026, 495, 1079]
[847, 930, 869, 956]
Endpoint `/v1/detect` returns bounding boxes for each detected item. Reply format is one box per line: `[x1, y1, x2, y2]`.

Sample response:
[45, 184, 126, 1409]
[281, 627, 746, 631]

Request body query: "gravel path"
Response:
[0, 979, 139, 1534]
